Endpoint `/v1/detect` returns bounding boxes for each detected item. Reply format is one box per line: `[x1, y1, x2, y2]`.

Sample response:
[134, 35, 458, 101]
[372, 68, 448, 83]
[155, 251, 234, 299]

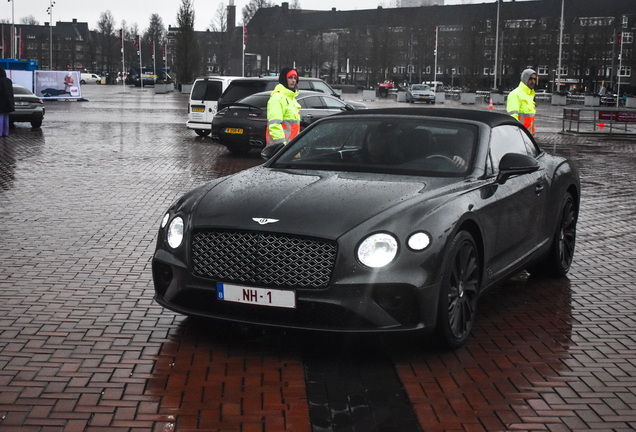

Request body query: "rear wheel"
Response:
[542, 193, 577, 277]
[195, 129, 210, 137]
[31, 120, 42, 128]
[435, 231, 480, 349]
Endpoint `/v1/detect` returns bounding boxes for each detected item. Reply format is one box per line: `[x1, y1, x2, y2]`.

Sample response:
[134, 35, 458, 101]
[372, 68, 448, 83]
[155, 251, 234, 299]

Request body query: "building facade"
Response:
[246, 0, 634, 94]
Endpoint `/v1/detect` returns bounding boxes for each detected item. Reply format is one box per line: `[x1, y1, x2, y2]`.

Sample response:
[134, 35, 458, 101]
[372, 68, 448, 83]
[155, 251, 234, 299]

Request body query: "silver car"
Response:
[10, 84, 45, 128]
[406, 84, 436, 104]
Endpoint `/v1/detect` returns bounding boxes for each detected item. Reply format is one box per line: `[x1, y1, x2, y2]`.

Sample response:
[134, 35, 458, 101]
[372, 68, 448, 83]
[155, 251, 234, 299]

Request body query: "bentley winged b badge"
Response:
[252, 218, 279, 225]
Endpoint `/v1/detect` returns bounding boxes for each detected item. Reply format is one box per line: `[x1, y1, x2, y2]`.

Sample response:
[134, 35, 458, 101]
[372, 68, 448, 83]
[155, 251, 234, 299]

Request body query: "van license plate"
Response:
[217, 283, 296, 308]
[225, 128, 243, 134]
[192, 107, 205, 113]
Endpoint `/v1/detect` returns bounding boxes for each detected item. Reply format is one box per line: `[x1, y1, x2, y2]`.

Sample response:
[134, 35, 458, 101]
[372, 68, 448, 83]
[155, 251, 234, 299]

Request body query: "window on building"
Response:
[623, 16, 629, 29]
[485, 36, 495, 46]
[538, 65, 549, 75]
[557, 66, 568, 75]
[624, 32, 633, 44]
[563, 34, 570, 44]
[618, 67, 631, 77]
[541, 34, 552, 45]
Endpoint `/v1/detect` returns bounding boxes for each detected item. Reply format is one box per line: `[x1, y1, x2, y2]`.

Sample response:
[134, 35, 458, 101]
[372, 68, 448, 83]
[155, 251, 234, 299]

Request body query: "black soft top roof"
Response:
[338, 107, 520, 128]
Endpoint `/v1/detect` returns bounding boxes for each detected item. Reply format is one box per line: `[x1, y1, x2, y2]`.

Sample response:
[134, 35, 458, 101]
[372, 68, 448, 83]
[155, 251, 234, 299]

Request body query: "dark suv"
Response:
[217, 76, 343, 110]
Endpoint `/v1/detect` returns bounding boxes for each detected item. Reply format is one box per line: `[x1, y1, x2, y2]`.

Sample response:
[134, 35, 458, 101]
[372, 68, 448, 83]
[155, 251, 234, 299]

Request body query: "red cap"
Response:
[286, 70, 298, 80]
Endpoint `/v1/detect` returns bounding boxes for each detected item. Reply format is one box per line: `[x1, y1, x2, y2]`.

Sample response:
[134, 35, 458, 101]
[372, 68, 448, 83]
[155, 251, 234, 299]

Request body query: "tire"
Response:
[195, 129, 211, 137]
[542, 193, 577, 277]
[80, 80, 86, 84]
[31, 120, 42, 128]
[435, 231, 481, 349]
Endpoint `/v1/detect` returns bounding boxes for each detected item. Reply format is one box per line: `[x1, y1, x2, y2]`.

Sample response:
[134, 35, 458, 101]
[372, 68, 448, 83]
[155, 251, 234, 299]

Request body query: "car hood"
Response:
[191, 167, 462, 239]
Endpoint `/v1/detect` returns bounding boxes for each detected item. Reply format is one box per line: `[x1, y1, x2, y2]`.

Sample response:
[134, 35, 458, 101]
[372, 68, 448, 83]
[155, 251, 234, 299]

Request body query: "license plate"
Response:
[192, 106, 205, 113]
[217, 283, 296, 309]
[15, 101, 29, 106]
[224, 128, 243, 134]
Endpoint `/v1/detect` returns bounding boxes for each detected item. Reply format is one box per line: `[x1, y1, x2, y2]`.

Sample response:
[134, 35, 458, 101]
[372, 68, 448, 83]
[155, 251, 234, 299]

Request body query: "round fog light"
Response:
[407, 232, 431, 251]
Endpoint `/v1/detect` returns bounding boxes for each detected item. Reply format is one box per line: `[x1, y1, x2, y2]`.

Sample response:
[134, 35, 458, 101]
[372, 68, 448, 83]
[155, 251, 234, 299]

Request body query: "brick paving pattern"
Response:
[0, 85, 635, 431]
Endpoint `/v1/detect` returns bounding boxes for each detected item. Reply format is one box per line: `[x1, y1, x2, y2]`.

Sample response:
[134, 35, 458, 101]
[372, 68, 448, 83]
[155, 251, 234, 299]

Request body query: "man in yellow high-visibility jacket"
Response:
[266, 67, 301, 147]
[507, 68, 537, 136]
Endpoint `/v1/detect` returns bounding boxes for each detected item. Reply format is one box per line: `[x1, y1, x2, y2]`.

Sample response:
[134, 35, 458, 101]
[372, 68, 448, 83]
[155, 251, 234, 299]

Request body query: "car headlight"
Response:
[167, 217, 184, 249]
[161, 213, 170, 228]
[407, 232, 431, 251]
[357, 233, 398, 268]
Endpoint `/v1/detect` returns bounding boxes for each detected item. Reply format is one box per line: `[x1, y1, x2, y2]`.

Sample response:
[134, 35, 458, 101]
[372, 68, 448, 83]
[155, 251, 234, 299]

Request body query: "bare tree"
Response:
[145, 14, 166, 69]
[243, 0, 273, 26]
[175, 0, 201, 84]
[97, 10, 117, 73]
[289, 0, 301, 9]
[19, 15, 39, 25]
[209, 3, 228, 32]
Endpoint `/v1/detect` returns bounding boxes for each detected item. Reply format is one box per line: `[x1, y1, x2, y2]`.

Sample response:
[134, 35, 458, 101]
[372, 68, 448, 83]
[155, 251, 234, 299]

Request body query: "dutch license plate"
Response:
[217, 283, 296, 309]
[15, 101, 29, 106]
[192, 106, 205, 113]
[225, 128, 243, 134]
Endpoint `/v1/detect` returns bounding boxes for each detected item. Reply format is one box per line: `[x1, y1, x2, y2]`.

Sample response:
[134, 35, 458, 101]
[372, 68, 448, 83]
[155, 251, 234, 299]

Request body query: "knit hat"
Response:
[279, 67, 299, 90]
[520, 68, 537, 86]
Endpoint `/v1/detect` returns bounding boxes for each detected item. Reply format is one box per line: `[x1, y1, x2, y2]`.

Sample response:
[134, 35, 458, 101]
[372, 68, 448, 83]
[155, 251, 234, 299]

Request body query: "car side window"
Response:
[488, 125, 533, 172]
[303, 96, 325, 109]
[297, 81, 313, 91]
[311, 81, 334, 95]
[321, 96, 345, 110]
[519, 129, 539, 157]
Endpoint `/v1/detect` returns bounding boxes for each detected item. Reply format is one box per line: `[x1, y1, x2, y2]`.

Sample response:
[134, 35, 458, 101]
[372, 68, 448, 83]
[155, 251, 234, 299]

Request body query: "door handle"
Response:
[535, 182, 545, 194]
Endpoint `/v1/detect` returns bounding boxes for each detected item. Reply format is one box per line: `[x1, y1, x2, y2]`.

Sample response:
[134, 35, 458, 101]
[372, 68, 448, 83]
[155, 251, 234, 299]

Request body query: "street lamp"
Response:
[47, 0, 56, 70]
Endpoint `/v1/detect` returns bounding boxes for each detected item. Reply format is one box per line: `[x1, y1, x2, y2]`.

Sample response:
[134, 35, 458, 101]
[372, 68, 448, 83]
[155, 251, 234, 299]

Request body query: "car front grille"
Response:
[192, 230, 337, 289]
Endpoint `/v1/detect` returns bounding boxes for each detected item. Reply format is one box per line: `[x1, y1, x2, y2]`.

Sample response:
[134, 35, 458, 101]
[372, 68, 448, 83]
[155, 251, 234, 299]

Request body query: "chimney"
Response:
[282, 2, 289, 12]
[72, 18, 77, 24]
[227, 1, 236, 30]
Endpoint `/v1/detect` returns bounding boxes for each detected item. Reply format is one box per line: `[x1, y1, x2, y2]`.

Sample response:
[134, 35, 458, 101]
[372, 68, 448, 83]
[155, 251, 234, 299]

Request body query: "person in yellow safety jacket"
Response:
[266, 67, 301, 146]
[507, 68, 537, 136]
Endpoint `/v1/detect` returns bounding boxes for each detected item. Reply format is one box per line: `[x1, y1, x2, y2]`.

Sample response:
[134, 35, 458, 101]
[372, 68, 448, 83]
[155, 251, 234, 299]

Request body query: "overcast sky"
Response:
[2, 0, 486, 33]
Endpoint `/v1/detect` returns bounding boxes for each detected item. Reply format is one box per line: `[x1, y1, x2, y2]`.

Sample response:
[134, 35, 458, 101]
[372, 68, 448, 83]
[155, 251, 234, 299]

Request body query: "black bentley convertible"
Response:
[152, 108, 580, 348]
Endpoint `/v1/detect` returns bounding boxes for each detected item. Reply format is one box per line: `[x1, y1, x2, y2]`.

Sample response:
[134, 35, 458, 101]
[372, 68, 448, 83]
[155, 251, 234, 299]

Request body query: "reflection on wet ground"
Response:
[0, 85, 635, 431]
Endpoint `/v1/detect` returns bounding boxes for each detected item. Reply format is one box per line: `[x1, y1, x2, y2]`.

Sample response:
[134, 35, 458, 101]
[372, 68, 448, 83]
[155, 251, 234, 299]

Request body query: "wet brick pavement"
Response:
[0, 85, 635, 431]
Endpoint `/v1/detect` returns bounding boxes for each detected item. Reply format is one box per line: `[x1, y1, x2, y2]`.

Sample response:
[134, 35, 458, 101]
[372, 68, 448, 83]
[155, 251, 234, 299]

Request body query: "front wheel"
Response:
[31, 120, 42, 128]
[195, 129, 210, 137]
[435, 231, 481, 349]
[542, 193, 577, 277]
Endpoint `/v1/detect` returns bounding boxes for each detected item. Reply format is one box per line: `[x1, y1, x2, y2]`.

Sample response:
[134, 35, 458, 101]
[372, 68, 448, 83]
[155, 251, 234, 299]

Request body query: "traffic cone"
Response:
[489, 98, 494, 110]
[598, 122, 605, 131]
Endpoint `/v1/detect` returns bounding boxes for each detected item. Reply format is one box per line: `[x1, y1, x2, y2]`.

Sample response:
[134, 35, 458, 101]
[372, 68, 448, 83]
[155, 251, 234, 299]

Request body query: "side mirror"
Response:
[344, 103, 355, 111]
[261, 142, 285, 160]
[497, 153, 539, 184]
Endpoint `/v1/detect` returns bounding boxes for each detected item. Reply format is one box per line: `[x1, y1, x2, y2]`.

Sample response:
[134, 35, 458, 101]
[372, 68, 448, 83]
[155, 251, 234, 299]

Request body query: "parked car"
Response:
[187, 76, 242, 137]
[406, 84, 436, 104]
[10, 84, 45, 128]
[152, 108, 580, 348]
[211, 90, 364, 154]
[217, 76, 366, 110]
[80, 73, 101, 84]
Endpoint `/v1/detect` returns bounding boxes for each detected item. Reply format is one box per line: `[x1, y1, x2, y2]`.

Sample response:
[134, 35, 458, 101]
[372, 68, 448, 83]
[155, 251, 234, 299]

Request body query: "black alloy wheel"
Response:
[546, 192, 577, 277]
[436, 231, 480, 349]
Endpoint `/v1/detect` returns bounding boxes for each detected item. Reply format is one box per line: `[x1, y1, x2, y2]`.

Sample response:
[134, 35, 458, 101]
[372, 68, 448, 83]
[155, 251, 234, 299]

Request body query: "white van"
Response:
[80, 73, 102, 84]
[187, 76, 242, 137]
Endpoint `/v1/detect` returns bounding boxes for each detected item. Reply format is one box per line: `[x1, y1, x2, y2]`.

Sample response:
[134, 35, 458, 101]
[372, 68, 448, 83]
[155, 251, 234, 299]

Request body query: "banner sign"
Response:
[598, 111, 636, 123]
[34, 71, 82, 99]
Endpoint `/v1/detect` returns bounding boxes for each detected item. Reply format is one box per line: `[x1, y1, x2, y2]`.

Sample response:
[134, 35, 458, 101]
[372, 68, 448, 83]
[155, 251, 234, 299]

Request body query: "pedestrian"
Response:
[0, 68, 14, 137]
[266, 67, 301, 147]
[507, 68, 537, 136]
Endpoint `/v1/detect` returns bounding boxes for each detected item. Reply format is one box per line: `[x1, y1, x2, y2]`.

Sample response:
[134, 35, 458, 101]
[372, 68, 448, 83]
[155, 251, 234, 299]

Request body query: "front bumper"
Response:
[152, 249, 440, 333]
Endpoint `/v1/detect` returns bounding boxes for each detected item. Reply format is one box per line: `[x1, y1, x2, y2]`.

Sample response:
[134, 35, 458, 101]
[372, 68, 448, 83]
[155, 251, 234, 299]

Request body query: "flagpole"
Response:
[11, 0, 15, 58]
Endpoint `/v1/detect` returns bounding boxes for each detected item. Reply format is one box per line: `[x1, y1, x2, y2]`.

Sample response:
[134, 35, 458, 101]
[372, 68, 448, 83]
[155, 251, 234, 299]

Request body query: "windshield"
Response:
[411, 85, 430, 91]
[271, 117, 478, 177]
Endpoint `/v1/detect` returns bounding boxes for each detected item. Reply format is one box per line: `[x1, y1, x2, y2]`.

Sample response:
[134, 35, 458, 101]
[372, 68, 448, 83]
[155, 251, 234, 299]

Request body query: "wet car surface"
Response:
[0, 85, 635, 431]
